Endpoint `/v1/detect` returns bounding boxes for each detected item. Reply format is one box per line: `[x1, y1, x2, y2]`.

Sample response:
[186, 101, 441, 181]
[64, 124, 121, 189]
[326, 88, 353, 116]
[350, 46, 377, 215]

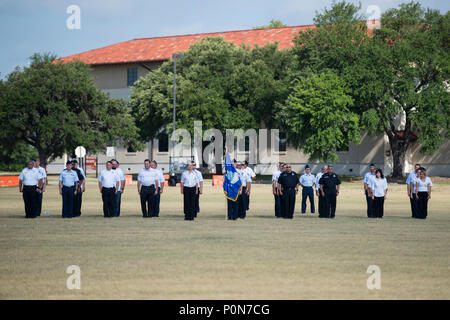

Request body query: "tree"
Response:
[0, 53, 142, 167]
[131, 37, 294, 139]
[277, 70, 360, 161]
[290, 1, 449, 177]
[0, 141, 38, 172]
[254, 19, 287, 29]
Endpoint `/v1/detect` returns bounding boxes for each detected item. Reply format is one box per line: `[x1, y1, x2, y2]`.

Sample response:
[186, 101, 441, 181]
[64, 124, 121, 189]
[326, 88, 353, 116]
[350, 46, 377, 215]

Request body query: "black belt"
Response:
[283, 187, 296, 190]
[142, 185, 155, 188]
[24, 185, 37, 187]
[102, 187, 115, 190]
[62, 185, 75, 188]
[303, 186, 313, 188]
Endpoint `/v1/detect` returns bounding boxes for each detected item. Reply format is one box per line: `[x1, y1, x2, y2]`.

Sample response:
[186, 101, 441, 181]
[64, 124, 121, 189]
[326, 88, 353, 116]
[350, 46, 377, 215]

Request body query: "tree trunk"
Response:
[37, 148, 49, 169]
[387, 135, 409, 179]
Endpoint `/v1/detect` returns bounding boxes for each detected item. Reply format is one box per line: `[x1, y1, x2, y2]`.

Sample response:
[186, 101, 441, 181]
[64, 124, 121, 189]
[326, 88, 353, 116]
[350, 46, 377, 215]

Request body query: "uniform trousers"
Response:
[102, 187, 116, 218]
[301, 186, 315, 213]
[183, 186, 196, 220]
[365, 190, 374, 218]
[73, 190, 83, 217]
[238, 187, 248, 219]
[194, 190, 200, 217]
[36, 189, 43, 216]
[274, 194, 281, 217]
[227, 198, 239, 220]
[113, 191, 121, 217]
[281, 188, 296, 219]
[318, 192, 326, 218]
[410, 194, 419, 218]
[23, 186, 38, 218]
[373, 196, 385, 218]
[62, 186, 75, 218]
[416, 192, 429, 219]
[140, 185, 155, 217]
[154, 187, 161, 217]
[324, 192, 337, 218]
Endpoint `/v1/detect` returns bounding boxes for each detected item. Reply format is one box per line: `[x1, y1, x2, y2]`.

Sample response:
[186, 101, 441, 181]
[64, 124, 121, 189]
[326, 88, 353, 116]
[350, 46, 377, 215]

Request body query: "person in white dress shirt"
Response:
[299, 164, 315, 214]
[369, 168, 388, 219]
[192, 161, 203, 217]
[180, 162, 198, 221]
[19, 159, 43, 218]
[272, 162, 283, 217]
[414, 167, 432, 219]
[98, 161, 119, 218]
[111, 159, 126, 217]
[315, 165, 327, 217]
[363, 163, 376, 218]
[34, 158, 47, 216]
[137, 159, 159, 218]
[151, 160, 165, 217]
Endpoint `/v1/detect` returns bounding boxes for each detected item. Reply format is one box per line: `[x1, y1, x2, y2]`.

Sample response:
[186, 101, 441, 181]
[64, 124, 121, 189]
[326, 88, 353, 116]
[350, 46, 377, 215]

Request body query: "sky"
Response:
[1, 0, 449, 78]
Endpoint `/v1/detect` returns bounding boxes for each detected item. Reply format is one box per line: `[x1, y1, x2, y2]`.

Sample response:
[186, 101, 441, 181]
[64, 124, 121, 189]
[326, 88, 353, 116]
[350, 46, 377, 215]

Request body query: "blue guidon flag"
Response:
[223, 151, 242, 202]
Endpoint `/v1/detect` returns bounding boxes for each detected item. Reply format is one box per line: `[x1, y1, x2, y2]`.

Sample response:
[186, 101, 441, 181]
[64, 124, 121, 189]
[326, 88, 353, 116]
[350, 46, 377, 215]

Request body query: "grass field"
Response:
[0, 179, 449, 300]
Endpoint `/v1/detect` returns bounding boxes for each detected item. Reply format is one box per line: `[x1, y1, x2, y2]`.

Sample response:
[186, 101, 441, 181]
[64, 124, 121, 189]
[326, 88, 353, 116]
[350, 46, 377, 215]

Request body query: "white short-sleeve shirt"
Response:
[113, 167, 126, 191]
[137, 168, 159, 187]
[315, 172, 324, 191]
[272, 169, 281, 188]
[19, 167, 42, 186]
[98, 169, 118, 188]
[416, 177, 432, 192]
[370, 177, 388, 197]
[181, 170, 198, 187]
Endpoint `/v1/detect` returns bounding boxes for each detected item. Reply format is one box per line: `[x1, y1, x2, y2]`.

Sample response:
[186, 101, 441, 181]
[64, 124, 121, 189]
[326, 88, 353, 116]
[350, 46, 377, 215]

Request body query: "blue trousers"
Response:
[301, 186, 315, 213]
[238, 187, 248, 218]
[227, 198, 238, 220]
[365, 190, 374, 218]
[274, 194, 281, 217]
[62, 186, 75, 218]
[154, 187, 160, 217]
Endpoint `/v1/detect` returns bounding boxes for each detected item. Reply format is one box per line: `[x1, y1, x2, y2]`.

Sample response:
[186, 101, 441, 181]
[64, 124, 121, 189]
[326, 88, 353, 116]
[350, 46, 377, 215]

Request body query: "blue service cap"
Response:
[370, 163, 375, 167]
[305, 164, 310, 169]
[66, 160, 72, 165]
[72, 159, 78, 164]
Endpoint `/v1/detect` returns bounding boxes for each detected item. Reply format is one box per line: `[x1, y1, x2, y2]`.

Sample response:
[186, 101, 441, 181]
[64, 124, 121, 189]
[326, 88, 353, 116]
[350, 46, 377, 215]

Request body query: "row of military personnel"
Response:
[18, 159, 432, 220]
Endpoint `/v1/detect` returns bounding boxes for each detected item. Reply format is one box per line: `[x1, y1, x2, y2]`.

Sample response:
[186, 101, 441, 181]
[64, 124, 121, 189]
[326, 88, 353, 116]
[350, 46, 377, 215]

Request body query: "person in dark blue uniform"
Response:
[277, 164, 299, 219]
[319, 165, 341, 219]
[58, 161, 79, 218]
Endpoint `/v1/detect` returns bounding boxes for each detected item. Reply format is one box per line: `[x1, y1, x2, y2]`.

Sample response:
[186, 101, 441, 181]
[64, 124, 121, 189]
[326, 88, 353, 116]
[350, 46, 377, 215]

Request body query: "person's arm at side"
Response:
[428, 183, 432, 200]
[155, 180, 159, 195]
[415, 182, 419, 199]
[120, 178, 125, 193]
[81, 179, 85, 193]
[180, 182, 184, 194]
[115, 179, 119, 194]
[295, 182, 299, 195]
[37, 178, 43, 193]
[98, 180, 102, 193]
[406, 182, 411, 197]
[199, 180, 203, 195]
[59, 180, 63, 195]
[272, 180, 276, 195]
[160, 178, 164, 194]
[137, 181, 141, 194]
[246, 181, 251, 195]
[336, 184, 340, 196]
[19, 179, 23, 193]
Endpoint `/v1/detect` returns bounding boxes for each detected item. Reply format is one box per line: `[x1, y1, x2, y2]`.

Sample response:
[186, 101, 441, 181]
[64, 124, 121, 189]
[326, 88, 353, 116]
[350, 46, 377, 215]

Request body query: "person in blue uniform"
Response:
[236, 161, 251, 219]
[58, 160, 79, 218]
[319, 165, 341, 219]
[151, 160, 165, 217]
[299, 164, 315, 214]
[277, 164, 299, 219]
[18, 160, 43, 218]
[363, 163, 376, 218]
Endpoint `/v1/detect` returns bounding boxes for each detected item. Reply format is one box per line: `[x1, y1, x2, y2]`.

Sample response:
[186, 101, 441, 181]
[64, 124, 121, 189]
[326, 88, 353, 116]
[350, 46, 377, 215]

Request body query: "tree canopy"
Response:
[0, 53, 142, 167]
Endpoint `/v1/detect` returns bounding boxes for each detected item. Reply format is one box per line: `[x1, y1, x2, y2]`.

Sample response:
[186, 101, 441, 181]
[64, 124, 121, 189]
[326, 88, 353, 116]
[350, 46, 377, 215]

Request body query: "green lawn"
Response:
[0, 180, 449, 299]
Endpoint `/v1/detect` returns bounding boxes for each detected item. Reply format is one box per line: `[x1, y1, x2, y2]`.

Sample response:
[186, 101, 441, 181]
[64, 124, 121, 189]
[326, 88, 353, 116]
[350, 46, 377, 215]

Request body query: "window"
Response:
[158, 133, 169, 152]
[127, 68, 138, 86]
[278, 132, 287, 152]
